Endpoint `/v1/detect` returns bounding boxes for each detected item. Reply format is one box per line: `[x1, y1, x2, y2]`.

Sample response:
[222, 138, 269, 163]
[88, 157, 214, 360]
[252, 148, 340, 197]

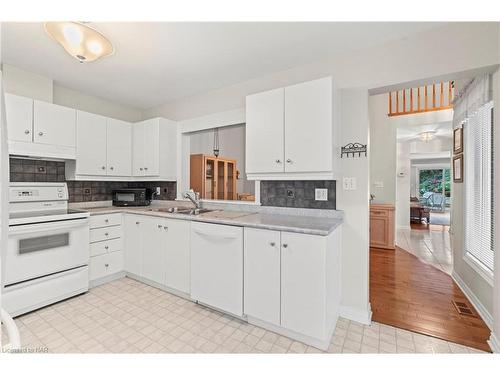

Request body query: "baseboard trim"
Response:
[488, 333, 500, 353]
[89, 271, 126, 288]
[451, 271, 493, 330]
[125, 272, 191, 301]
[339, 303, 372, 325]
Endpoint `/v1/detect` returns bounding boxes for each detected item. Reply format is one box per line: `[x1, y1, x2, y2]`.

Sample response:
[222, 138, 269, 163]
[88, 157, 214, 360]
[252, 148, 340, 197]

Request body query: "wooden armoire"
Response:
[190, 154, 237, 200]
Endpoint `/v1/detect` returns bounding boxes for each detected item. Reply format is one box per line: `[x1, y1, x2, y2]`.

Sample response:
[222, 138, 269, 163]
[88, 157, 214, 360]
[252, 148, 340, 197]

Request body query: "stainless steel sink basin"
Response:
[155, 207, 215, 216]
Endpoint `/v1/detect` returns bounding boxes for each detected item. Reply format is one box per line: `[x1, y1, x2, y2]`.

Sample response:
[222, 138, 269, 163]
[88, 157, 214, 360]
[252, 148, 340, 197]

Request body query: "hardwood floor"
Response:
[410, 222, 450, 231]
[370, 247, 491, 352]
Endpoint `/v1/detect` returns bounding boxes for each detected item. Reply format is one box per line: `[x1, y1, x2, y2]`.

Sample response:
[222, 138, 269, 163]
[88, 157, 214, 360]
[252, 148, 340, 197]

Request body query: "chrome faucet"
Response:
[184, 190, 201, 209]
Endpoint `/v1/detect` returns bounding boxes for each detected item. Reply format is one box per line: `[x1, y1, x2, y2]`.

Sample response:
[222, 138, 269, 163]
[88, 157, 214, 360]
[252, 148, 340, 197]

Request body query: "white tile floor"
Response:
[397, 226, 453, 274]
[2, 277, 485, 354]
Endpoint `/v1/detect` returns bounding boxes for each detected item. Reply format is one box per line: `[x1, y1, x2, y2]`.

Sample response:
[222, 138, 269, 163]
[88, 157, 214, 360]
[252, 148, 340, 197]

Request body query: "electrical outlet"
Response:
[286, 189, 295, 198]
[156, 187, 161, 195]
[342, 177, 358, 191]
[315, 188, 328, 201]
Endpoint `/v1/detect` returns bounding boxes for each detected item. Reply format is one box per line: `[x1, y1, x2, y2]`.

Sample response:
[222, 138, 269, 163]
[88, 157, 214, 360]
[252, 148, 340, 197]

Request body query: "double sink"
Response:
[147, 206, 215, 216]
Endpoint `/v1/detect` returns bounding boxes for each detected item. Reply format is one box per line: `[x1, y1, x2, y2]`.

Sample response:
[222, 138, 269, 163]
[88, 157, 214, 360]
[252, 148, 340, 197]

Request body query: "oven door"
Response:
[5, 218, 90, 286]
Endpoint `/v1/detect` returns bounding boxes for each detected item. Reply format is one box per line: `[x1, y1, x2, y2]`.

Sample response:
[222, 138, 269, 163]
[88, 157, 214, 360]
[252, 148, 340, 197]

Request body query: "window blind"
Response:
[464, 100, 494, 272]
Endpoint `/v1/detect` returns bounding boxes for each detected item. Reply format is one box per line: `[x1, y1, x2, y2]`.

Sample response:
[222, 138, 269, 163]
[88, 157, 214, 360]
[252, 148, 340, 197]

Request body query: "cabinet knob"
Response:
[25, 129, 30, 134]
[110, 166, 114, 170]
[282, 243, 288, 248]
[144, 167, 148, 170]
[275, 159, 281, 163]
[157, 224, 163, 229]
[164, 226, 168, 231]
[104, 245, 109, 250]
[105, 219, 109, 223]
[104, 263, 109, 267]
[104, 232, 109, 236]
[269, 242, 276, 247]
[139, 168, 143, 171]
[286, 159, 292, 164]
[38, 132, 44, 136]
[102, 166, 106, 170]
[135, 221, 140, 225]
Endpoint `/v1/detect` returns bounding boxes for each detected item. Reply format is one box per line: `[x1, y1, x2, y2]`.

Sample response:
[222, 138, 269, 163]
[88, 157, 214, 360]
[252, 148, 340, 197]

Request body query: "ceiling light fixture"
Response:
[419, 130, 436, 142]
[44, 22, 114, 63]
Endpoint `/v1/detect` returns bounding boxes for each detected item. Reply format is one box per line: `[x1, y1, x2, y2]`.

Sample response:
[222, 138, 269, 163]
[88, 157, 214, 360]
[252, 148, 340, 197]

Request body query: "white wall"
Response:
[2, 64, 142, 122]
[396, 141, 411, 229]
[337, 88, 371, 323]
[188, 124, 254, 195]
[369, 94, 396, 204]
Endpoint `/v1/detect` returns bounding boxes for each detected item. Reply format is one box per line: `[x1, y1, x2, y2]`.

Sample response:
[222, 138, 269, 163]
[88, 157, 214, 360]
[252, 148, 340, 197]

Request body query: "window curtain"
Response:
[453, 74, 492, 129]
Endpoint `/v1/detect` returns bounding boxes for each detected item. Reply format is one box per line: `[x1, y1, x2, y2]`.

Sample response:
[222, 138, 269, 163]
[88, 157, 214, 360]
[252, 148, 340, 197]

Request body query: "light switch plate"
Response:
[315, 188, 328, 201]
[156, 187, 161, 195]
[342, 177, 351, 190]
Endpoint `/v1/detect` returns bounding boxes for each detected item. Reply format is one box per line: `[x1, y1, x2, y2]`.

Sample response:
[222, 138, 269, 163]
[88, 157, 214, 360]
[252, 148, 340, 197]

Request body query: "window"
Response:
[464, 101, 494, 275]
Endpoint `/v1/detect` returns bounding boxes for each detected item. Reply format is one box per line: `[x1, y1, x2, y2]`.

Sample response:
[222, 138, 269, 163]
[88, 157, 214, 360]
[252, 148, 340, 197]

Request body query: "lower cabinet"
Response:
[244, 226, 342, 347]
[89, 251, 124, 281]
[123, 214, 190, 294]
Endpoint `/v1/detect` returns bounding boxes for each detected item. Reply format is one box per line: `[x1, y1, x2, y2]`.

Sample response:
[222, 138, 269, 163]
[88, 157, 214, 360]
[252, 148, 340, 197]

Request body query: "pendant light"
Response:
[213, 128, 220, 157]
[44, 22, 114, 63]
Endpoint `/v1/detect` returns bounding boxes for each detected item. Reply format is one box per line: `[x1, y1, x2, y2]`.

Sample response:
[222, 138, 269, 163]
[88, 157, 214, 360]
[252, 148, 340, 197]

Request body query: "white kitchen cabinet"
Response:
[280, 232, 327, 339]
[244, 226, 342, 349]
[5, 93, 33, 143]
[124, 214, 190, 294]
[245, 88, 285, 174]
[33, 100, 76, 147]
[140, 216, 166, 285]
[132, 118, 177, 180]
[163, 218, 190, 294]
[124, 215, 143, 277]
[284, 78, 332, 173]
[245, 76, 339, 180]
[191, 222, 243, 316]
[244, 228, 281, 326]
[76, 111, 107, 176]
[106, 118, 132, 176]
[89, 251, 124, 281]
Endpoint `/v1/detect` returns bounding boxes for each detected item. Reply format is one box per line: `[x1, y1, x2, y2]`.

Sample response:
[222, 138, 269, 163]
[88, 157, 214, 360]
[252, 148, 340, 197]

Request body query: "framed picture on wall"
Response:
[453, 154, 463, 183]
[453, 127, 463, 154]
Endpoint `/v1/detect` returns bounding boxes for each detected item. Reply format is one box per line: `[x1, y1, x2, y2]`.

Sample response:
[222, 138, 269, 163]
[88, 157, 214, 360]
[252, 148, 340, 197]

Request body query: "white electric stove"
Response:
[2, 182, 90, 317]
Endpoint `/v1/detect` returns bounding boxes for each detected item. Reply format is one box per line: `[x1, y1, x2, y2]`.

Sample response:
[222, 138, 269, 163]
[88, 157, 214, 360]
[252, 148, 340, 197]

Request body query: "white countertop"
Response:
[81, 205, 343, 236]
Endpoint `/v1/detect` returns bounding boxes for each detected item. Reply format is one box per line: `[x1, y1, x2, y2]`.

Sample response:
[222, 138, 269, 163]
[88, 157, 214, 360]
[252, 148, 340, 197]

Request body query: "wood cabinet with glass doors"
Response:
[190, 154, 237, 200]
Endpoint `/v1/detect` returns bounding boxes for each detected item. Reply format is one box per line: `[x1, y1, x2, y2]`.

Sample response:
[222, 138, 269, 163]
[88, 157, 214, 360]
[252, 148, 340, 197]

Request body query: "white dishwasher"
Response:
[190, 222, 243, 317]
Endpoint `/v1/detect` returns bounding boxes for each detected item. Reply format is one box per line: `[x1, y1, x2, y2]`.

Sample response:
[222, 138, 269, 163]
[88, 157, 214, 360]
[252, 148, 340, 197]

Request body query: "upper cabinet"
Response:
[132, 118, 177, 180]
[5, 94, 77, 159]
[33, 100, 76, 147]
[245, 77, 340, 180]
[5, 94, 33, 143]
[71, 111, 132, 178]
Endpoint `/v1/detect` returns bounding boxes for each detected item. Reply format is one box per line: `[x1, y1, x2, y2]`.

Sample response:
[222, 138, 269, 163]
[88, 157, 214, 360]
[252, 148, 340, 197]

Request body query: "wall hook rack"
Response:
[341, 142, 367, 158]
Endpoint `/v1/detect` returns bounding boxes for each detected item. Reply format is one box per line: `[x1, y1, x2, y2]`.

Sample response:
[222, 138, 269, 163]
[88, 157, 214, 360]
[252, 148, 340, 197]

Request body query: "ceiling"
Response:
[397, 121, 452, 141]
[2, 22, 444, 109]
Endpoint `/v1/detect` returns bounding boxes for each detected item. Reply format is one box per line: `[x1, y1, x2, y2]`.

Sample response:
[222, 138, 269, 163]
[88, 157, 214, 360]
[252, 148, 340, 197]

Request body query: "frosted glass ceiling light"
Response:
[419, 131, 436, 142]
[45, 22, 114, 63]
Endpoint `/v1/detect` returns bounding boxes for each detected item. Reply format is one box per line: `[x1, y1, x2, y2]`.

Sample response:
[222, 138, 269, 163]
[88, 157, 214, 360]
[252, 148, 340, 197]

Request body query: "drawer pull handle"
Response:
[135, 221, 140, 225]
[372, 211, 383, 215]
[158, 224, 163, 229]
[104, 245, 109, 250]
[163, 226, 168, 231]
[105, 263, 109, 267]
[269, 242, 276, 247]
[104, 232, 109, 236]
[282, 244, 288, 248]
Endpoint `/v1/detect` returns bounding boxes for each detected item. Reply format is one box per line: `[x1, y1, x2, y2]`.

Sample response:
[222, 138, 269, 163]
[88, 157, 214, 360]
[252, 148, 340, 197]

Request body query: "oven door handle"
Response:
[9, 218, 89, 235]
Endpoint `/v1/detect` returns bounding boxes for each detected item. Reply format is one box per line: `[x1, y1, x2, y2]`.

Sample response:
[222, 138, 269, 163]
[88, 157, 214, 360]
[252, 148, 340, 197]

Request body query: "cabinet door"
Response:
[107, 118, 132, 176]
[164, 218, 190, 294]
[141, 217, 166, 285]
[281, 232, 326, 339]
[124, 215, 143, 277]
[5, 93, 33, 142]
[132, 123, 145, 176]
[33, 100, 76, 147]
[76, 111, 107, 175]
[245, 88, 285, 174]
[143, 119, 160, 176]
[244, 228, 281, 325]
[284, 77, 332, 173]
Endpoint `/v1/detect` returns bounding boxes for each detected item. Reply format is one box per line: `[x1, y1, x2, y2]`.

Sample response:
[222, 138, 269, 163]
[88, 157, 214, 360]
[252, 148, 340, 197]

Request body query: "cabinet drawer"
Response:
[90, 237, 122, 257]
[90, 225, 122, 243]
[370, 209, 388, 217]
[90, 214, 122, 229]
[89, 251, 124, 281]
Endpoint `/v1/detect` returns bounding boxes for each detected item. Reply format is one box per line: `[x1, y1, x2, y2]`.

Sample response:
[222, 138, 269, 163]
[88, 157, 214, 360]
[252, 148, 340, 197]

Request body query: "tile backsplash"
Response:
[9, 157, 176, 203]
[260, 180, 336, 209]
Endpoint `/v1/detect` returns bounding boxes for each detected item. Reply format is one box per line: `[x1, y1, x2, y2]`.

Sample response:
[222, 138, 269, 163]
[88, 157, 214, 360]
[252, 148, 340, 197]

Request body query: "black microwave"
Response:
[112, 188, 153, 206]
